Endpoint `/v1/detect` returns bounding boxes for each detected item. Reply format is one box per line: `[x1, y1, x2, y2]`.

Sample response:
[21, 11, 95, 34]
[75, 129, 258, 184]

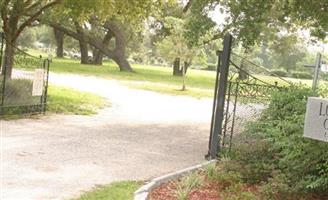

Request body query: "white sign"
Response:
[32, 69, 45, 96]
[304, 97, 328, 142]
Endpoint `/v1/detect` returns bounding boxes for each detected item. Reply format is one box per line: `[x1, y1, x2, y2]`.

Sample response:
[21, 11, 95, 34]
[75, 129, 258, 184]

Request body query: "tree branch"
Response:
[183, 0, 193, 13]
[49, 22, 116, 59]
[14, 0, 59, 40]
[103, 20, 126, 55]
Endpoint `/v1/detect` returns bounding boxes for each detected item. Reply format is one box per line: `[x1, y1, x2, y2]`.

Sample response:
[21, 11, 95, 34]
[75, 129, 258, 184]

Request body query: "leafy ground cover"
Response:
[73, 181, 142, 200]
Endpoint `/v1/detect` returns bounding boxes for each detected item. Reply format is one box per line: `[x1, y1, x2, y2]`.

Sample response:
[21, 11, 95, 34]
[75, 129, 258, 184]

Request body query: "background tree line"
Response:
[0, 0, 327, 78]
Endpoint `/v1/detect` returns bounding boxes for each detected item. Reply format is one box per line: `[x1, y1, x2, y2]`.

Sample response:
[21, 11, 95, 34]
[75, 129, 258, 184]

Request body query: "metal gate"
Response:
[207, 34, 292, 159]
[0, 32, 50, 117]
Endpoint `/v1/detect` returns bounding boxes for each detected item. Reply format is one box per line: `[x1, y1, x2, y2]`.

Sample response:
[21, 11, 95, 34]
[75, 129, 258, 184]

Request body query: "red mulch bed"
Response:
[149, 179, 221, 200]
[148, 178, 327, 200]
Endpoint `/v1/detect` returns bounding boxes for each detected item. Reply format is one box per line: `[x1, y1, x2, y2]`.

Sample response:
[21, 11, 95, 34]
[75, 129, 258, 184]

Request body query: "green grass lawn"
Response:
[36, 55, 322, 98]
[73, 181, 142, 200]
[50, 58, 217, 89]
[47, 85, 106, 115]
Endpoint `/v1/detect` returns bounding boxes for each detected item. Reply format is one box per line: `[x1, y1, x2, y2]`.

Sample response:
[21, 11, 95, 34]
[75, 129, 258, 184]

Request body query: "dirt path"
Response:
[1, 73, 215, 200]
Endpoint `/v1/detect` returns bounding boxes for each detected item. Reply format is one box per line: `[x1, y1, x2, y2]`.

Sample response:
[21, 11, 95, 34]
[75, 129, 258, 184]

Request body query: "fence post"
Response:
[206, 50, 222, 160]
[208, 33, 233, 159]
[312, 53, 321, 92]
[0, 32, 5, 116]
[42, 59, 50, 114]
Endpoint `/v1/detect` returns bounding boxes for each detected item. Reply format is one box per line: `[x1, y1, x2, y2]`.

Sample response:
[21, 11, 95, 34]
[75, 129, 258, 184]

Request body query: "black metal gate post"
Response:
[206, 50, 222, 160]
[208, 33, 233, 159]
[42, 59, 50, 114]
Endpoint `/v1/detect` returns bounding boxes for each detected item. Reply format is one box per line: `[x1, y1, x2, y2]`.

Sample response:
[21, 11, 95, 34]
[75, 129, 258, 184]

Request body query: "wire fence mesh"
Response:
[0, 33, 50, 117]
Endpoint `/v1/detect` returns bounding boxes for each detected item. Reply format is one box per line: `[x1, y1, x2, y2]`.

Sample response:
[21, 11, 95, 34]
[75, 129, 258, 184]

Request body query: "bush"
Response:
[270, 69, 288, 77]
[221, 183, 258, 200]
[206, 63, 217, 71]
[228, 87, 328, 196]
[291, 71, 313, 79]
[225, 139, 275, 184]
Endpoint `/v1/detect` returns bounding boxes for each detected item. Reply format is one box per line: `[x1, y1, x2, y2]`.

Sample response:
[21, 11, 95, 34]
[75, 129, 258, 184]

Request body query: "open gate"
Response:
[207, 34, 292, 159]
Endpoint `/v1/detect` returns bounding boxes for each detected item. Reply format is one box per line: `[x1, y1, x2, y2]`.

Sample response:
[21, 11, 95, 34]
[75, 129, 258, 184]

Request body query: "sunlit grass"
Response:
[43, 56, 324, 98]
[73, 181, 142, 200]
[47, 85, 106, 115]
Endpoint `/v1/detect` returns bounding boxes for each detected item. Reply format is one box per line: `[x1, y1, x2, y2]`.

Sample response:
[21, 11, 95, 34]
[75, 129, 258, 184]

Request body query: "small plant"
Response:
[174, 172, 204, 200]
[204, 163, 217, 181]
[175, 184, 190, 200]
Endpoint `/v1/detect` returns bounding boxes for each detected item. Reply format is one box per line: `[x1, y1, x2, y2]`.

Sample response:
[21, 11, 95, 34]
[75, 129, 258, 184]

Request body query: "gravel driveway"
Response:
[1, 73, 214, 200]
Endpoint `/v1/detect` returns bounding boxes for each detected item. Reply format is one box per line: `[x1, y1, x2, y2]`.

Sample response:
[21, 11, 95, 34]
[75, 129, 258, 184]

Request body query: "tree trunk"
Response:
[75, 22, 90, 64]
[53, 28, 64, 58]
[238, 49, 249, 80]
[79, 40, 89, 64]
[50, 22, 132, 71]
[173, 58, 190, 76]
[92, 30, 113, 65]
[183, 61, 190, 74]
[2, 37, 14, 78]
[92, 49, 103, 65]
[112, 53, 133, 71]
[173, 58, 181, 76]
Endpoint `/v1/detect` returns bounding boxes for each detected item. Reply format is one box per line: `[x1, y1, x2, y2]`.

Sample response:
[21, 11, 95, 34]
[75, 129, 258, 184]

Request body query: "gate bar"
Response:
[208, 33, 233, 159]
[0, 32, 5, 116]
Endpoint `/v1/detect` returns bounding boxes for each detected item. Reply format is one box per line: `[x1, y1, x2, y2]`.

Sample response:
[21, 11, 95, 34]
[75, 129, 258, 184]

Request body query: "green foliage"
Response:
[214, 171, 243, 189]
[74, 181, 142, 200]
[204, 163, 217, 181]
[291, 71, 313, 80]
[259, 174, 297, 200]
[221, 183, 258, 200]
[228, 87, 328, 196]
[270, 69, 288, 77]
[225, 139, 275, 184]
[155, 16, 196, 66]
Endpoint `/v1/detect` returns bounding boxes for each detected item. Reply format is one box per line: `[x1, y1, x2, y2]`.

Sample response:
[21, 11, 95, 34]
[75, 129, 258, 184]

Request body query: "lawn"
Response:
[50, 58, 217, 89]
[47, 85, 106, 115]
[73, 181, 142, 200]
[24, 51, 320, 98]
[48, 58, 284, 98]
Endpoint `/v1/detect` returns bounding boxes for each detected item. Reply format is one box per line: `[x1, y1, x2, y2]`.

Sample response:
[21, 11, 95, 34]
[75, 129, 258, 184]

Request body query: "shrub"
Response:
[225, 138, 275, 184]
[228, 87, 328, 196]
[214, 171, 242, 189]
[221, 183, 258, 200]
[291, 71, 313, 79]
[270, 69, 288, 77]
[206, 63, 217, 71]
